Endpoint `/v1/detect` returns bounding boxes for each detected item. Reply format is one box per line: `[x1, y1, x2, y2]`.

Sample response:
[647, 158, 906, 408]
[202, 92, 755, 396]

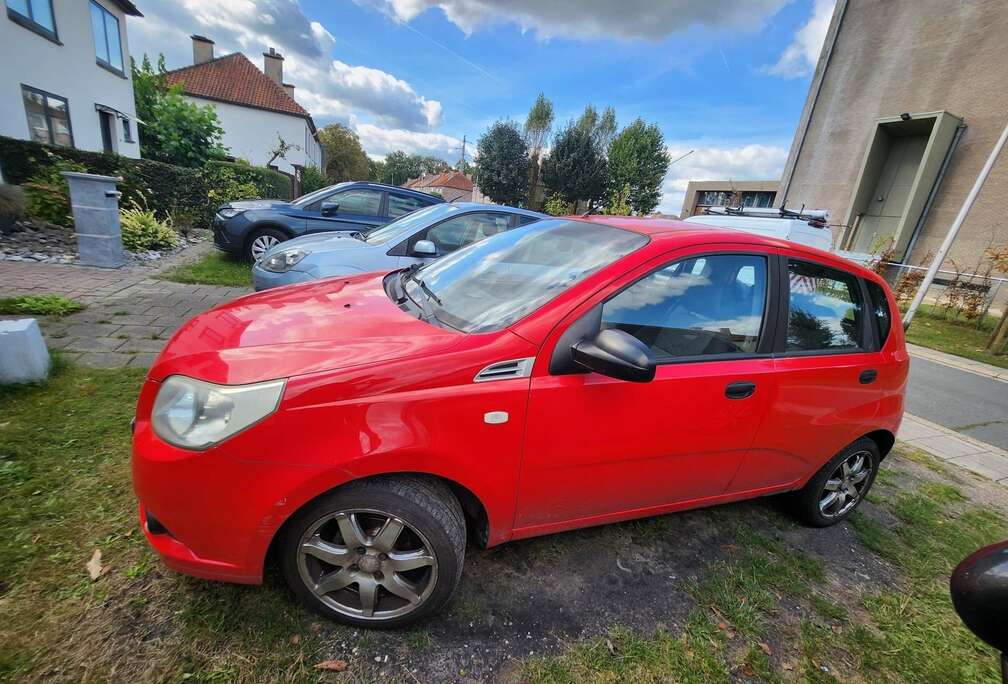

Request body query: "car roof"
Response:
[572, 215, 881, 281]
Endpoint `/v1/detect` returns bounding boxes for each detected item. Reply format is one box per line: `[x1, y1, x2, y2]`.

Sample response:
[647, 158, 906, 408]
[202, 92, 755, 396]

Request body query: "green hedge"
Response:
[0, 136, 292, 226]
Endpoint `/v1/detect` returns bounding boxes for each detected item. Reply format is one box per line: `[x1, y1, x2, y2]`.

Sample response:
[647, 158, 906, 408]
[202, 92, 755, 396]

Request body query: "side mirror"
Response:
[320, 201, 339, 217]
[413, 239, 437, 257]
[950, 539, 1008, 677]
[571, 328, 656, 383]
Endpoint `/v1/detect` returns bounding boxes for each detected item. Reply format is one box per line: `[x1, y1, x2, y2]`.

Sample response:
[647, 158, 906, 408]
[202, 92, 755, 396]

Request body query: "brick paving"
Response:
[0, 242, 251, 368]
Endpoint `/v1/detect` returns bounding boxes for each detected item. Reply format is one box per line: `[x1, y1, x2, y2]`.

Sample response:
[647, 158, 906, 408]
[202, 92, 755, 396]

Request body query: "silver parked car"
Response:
[251, 202, 547, 290]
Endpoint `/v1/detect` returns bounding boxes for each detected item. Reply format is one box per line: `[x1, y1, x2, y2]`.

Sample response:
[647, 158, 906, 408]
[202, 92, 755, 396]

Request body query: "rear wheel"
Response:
[790, 437, 879, 527]
[281, 476, 466, 628]
[245, 227, 287, 262]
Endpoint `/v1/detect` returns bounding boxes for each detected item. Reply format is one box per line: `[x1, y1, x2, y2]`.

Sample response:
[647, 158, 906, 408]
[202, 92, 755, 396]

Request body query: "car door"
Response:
[394, 211, 516, 267]
[305, 187, 386, 234]
[730, 249, 891, 491]
[514, 247, 780, 533]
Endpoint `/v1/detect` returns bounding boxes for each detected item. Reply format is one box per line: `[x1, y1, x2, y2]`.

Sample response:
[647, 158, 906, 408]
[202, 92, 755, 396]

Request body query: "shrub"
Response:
[0, 294, 85, 316]
[0, 184, 26, 229]
[298, 166, 328, 195]
[23, 159, 87, 226]
[543, 193, 574, 217]
[120, 198, 178, 251]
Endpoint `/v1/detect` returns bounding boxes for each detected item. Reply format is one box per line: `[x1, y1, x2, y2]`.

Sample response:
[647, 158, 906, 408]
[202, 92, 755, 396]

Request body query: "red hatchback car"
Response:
[132, 217, 908, 627]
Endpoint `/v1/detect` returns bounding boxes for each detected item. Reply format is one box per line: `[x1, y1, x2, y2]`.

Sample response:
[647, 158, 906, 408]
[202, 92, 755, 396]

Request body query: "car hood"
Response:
[228, 199, 294, 212]
[264, 231, 373, 256]
[149, 273, 463, 385]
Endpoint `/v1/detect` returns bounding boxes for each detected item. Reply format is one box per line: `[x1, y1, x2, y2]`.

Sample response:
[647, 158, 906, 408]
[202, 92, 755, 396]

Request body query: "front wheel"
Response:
[244, 227, 287, 263]
[789, 437, 880, 527]
[281, 476, 466, 628]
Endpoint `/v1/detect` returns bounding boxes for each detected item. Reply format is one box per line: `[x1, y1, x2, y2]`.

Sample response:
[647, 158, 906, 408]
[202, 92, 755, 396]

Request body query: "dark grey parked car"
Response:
[212, 181, 444, 261]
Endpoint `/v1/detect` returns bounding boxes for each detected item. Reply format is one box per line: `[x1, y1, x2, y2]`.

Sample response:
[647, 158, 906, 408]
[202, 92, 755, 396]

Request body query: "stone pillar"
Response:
[62, 171, 124, 268]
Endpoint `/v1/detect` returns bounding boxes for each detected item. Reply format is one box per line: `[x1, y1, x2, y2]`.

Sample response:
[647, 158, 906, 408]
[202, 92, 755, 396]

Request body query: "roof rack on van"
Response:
[702, 205, 829, 226]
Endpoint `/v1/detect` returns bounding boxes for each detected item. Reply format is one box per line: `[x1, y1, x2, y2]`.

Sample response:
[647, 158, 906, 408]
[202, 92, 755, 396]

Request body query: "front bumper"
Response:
[251, 263, 314, 291]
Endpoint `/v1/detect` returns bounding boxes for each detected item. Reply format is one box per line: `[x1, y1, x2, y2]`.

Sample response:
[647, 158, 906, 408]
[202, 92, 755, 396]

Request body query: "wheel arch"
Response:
[863, 429, 896, 460]
[243, 222, 297, 253]
[263, 471, 490, 573]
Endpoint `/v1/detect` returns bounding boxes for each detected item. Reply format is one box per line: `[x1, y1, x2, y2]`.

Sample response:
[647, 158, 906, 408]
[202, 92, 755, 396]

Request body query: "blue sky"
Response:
[128, 0, 834, 213]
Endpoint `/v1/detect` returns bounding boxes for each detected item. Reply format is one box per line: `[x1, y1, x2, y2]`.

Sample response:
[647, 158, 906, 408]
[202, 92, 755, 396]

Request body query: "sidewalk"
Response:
[899, 413, 1008, 485]
[0, 242, 252, 368]
[907, 342, 1007, 383]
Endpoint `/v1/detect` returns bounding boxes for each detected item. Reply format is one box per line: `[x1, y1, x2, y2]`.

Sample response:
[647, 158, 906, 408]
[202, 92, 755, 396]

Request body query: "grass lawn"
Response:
[2, 362, 1006, 682]
[0, 294, 85, 316]
[160, 251, 252, 287]
[904, 305, 1008, 369]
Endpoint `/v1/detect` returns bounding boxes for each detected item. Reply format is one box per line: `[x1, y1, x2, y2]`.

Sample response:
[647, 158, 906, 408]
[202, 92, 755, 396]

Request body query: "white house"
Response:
[164, 36, 323, 176]
[0, 0, 143, 157]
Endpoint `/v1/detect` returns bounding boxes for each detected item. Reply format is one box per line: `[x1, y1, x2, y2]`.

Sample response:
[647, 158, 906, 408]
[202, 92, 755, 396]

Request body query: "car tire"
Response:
[244, 227, 288, 263]
[789, 437, 880, 527]
[281, 475, 466, 629]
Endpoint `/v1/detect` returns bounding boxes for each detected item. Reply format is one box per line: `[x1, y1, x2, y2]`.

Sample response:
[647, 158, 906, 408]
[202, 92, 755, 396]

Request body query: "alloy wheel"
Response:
[819, 450, 872, 518]
[296, 508, 438, 621]
[250, 234, 280, 261]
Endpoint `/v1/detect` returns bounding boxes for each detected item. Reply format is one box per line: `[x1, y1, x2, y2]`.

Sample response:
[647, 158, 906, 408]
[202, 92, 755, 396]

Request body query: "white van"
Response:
[682, 207, 835, 253]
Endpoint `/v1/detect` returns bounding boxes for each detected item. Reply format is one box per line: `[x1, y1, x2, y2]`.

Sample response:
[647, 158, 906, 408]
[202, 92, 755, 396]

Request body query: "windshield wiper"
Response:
[405, 269, 443, 306]
[398, 265, 437, 321]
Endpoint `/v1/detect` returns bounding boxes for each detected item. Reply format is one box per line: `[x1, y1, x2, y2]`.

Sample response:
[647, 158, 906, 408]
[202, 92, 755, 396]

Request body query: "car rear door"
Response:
[730, 249, 897, 491]
[513, 245, 780, 535]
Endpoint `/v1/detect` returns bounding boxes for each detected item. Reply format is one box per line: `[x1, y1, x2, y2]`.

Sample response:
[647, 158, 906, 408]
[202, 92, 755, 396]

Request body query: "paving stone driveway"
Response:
[0, 243, 251, 368]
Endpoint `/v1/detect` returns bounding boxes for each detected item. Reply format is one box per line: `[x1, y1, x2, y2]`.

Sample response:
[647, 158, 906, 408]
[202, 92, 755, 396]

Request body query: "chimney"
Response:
[263, 47, 284, 85]
[282, 83, 296, 98]
[191, 35, 215, 64]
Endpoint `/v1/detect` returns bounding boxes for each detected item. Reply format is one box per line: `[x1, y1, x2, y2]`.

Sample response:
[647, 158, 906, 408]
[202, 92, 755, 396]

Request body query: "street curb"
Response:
[900, 412, 1008, 485]
[907, 343, 1008, 384]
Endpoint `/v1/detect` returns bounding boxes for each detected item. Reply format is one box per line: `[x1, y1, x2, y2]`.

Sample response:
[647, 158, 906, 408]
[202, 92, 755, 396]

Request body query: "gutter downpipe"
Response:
[779, 0, 849, 206]
[901, 121, 967, 265]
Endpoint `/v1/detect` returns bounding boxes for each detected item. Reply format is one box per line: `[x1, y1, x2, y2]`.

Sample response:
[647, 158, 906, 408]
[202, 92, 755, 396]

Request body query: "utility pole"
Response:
[458, 135, 467, 170]
[903, 118, 1008, 329]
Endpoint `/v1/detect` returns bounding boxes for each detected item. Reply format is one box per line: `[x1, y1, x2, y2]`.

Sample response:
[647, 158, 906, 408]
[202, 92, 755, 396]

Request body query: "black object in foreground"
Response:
[950, 540, 1008, 683]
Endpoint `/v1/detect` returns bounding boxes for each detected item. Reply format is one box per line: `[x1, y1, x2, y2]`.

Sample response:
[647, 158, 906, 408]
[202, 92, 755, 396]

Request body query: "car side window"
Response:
[517, 214, 541, 226]
[786, 259, 864, 352]
[388, 194, 426, 219]
[423, 213, 512, 254]
[330, 189, 383, 216]
[865, 280, 892, 348]
[601, 254, 768, 358]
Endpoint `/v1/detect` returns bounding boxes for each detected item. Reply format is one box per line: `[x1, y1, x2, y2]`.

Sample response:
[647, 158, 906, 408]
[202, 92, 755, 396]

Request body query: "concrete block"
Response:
[0, 319, 51, 384]
[62, 171, 124, 269]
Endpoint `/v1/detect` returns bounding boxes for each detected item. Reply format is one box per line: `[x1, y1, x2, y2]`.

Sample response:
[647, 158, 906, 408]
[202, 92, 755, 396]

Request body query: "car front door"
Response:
[305, 188, 386, 234]
[394, 211, 516, 267]
[514, 247, 780, 534]
[731, 250, 895, 491]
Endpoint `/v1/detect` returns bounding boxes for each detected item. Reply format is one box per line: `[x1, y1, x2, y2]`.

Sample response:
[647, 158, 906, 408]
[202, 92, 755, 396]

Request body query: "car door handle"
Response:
[725, 381, 756, 399]
[859, 369, 878, 384]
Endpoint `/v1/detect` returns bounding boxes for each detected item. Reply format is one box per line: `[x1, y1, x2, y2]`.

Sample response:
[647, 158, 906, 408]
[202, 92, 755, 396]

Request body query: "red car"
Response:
[132, 217, 907, 627]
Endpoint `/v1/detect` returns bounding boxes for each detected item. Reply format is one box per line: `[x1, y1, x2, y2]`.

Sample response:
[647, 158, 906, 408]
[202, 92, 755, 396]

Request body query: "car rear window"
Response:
[786, 259, 864, 352]
[865, 280, 892, 348]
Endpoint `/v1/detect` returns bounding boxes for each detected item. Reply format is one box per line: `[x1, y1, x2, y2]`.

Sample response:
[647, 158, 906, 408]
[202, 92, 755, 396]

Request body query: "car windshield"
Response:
[401, 219, 648, 333]
[364, 204, 462, 244]
[292, 182, 350, 208]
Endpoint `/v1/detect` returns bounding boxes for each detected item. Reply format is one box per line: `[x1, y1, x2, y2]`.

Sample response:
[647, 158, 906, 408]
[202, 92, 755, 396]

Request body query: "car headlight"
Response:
[217, 207, 244, 219]
[151, 375, 285, 450]
[261, 248, 310, 273]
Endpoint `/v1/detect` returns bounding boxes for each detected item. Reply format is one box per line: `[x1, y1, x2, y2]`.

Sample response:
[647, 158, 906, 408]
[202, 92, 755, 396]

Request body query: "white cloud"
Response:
[129, 0, 443, 132]
[355, 124, 462, 159]
[764, 0, 835, 78]
[360, 0, 788, 41]
[658, 143, 789, 215]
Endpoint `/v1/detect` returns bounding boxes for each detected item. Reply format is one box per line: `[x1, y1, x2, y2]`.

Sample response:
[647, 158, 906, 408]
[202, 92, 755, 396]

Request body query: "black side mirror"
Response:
[321, 201, 339, 217]
[571, 328, 656, 383]
[950, 539, 1008, 679]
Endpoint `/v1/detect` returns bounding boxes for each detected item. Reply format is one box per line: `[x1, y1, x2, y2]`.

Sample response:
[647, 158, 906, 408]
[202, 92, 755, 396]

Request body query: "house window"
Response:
[90, 1, 123, 74]
[22, 85, 73, 147]
[122, 118, 133, 143]
[6, 0, 57, 42]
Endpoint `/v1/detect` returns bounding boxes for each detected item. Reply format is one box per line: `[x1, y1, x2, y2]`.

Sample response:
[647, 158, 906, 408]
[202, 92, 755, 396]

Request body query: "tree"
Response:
[524, 93, 554, 209]
[317, 123, 369, 182]
[383, 150, 423, 186]
[473, 121, 530, 206]
[543, 123, 609, 210]
[368, 158, 388, 183]
[608, 119, 670, 215]
[576, 105, 617, 151]
[132, 54, 228, 167]
[266, 134, 301, 168]
[417, 156, 451, 176]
